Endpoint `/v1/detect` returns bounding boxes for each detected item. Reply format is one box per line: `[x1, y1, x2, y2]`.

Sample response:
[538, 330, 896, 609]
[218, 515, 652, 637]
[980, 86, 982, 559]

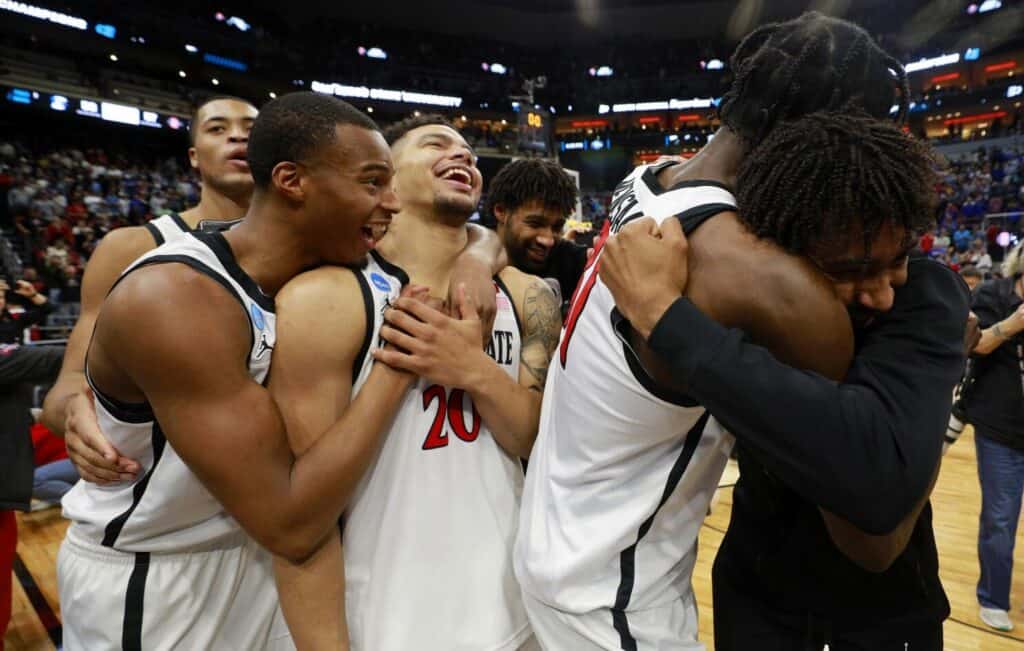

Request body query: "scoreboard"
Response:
[517, 107, 551, 153]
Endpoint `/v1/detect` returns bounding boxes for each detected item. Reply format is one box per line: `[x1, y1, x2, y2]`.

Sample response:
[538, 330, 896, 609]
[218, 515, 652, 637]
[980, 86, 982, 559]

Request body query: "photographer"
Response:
[965, 242, 1024, 631]
[0, 277, 64, 512]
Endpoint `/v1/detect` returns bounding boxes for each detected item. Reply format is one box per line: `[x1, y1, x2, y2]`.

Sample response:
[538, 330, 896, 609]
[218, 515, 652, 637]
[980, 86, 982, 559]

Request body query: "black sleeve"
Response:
[14, 301, 54, 330]
[646, 259, 969, 534]
[970, 280, 1004, 329]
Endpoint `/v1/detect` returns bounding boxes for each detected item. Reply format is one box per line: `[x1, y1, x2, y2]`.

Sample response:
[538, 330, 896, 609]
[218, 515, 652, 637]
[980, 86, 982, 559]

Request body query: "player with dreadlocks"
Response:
[516, 11, 969, 651]
[582, 14, 971, 651]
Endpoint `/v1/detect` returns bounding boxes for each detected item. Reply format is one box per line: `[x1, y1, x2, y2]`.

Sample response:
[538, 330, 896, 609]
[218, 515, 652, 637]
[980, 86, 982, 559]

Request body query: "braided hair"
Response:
[719, 11, 908, 146]
[736, 111, 936, 256]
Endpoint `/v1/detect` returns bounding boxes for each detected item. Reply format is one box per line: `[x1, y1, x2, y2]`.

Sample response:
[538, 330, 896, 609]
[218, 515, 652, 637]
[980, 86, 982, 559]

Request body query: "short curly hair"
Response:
[246, 92, 378, 188]
[484, 159, 578, 222]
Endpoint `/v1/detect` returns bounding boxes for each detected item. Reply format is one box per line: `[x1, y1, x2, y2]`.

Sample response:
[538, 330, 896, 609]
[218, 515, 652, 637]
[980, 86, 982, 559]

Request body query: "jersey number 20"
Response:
[421, 384, 482, 450]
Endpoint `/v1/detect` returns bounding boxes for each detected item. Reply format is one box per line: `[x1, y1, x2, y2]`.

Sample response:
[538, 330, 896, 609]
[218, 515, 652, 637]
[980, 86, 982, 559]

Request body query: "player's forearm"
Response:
[273, 533, 349, 651]
[819, 460, 940, 572]
[274, 366, 411, 561]
[466, 357, 540, 459]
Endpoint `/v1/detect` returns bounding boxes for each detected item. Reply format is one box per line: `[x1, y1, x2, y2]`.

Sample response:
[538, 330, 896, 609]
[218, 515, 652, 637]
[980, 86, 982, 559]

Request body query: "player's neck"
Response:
[673, 127, 744, 188]
[179, 187, 250, 228]
[378, 208, 468, 295]
[220, 198, 317, 297]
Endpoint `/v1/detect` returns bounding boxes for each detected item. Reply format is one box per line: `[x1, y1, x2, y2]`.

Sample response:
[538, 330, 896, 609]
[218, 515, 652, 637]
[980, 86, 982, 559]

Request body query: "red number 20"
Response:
[421, 384, 481, 450]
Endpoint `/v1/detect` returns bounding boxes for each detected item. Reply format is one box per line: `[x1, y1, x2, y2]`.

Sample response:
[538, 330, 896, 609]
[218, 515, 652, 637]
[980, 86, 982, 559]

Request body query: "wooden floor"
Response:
[6, 427, 1024, 650]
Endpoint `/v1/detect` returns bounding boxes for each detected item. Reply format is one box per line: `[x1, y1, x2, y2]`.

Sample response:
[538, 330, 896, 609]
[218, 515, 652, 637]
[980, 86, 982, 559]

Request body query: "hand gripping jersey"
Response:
[343, 252, 533, 651]
[515, 162, 737, 623]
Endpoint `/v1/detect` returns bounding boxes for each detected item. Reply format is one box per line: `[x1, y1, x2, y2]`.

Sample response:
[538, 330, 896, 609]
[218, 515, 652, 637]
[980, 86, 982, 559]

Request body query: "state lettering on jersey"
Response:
[485, 330, 515, 366]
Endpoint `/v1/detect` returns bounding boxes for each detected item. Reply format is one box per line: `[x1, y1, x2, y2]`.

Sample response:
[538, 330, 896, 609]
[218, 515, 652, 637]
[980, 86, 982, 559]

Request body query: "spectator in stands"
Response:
[965, 244, 1024, 631]
[961, 266, 983, 292]
[955, 222, 975, 253]
[920, 230, 934, 255]
[934, 228, 952, 254]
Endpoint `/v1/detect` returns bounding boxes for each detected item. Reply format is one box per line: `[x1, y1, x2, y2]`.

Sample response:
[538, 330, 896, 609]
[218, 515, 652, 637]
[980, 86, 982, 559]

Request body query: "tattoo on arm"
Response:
[521, 279, 562, 388]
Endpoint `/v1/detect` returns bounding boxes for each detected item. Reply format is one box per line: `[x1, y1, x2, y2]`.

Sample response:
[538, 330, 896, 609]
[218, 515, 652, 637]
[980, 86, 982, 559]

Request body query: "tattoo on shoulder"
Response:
[521, 279, 562, 387]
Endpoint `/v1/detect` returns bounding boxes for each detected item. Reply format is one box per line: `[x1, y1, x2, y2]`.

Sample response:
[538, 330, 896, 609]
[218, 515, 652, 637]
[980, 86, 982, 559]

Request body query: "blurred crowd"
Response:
[923, 146, 1024, 279]
[0, 142, 200, 303]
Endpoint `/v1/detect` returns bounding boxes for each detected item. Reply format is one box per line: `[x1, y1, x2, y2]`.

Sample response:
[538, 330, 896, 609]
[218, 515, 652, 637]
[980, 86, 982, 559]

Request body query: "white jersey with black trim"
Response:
[143, 212, 192, 246]
[343, 252, 531, 651]
[515, 162, 737, 618]
[61, 230, 277, 553]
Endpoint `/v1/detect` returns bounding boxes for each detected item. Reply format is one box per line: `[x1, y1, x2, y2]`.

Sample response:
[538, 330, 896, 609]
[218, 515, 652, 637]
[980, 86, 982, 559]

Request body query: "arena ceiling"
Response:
[231, 0, 904, 47]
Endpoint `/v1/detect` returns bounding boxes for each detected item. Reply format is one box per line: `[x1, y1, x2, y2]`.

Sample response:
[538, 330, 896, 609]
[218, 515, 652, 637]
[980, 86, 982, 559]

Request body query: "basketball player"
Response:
[487, 158, 581, 310]
[42, 96, 259, 448]
[514, 14, 954, 651]
[56, 92, 414, 650]
[269, 114, 560, 651]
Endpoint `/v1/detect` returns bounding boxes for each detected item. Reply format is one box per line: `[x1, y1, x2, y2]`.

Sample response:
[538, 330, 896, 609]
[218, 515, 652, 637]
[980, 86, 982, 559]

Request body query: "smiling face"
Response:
[390, 124, 482, 223]
[296, 124, 401, 266]
[496, 199, 569, 273]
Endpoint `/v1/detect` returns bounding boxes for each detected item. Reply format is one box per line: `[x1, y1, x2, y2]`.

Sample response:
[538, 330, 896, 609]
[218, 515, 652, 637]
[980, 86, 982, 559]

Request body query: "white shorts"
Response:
[522, 590, 704, 651]
[58, 526, 294, 651]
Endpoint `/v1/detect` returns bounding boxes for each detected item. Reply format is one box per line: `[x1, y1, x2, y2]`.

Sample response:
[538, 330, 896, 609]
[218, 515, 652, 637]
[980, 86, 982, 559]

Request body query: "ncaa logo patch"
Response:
[370, 273, 391, 293]
[250, 304, 265, 331]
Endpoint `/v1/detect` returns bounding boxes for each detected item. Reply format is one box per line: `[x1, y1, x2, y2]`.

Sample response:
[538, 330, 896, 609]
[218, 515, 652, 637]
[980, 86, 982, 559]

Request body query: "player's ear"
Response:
[493, 204, 509, 226]
[271, 161, 304, 202]
[187, 147, 199, 171]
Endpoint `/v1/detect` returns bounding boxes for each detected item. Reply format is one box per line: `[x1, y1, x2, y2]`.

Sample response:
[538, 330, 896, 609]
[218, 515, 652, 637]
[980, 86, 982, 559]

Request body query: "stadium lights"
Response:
[366, 106, 373, 113]
[1008, 85, 1023, 99]
[598, 97, 720, 114]
[108, 53, 118, 62]
[185, 44, 199, 53]
[701, 59, 725, 70]
[967, 0, 1003, 13]
[0, 0, 86, 30]
[214, 12, 250, 32]
[211, 78, 220, 86]
[358, 46, 388, 60]
[178, 70, 186, 78]
[589, 66, 614, 77]
[904, 53, 960, 73]
[311, 80, 463, 108]
[203, 53, 248, 72]
[94, 23, 116, 39]
[269, 91, 276, 99]
[964, 47, 981, 61]
[482, 62, 507, 75]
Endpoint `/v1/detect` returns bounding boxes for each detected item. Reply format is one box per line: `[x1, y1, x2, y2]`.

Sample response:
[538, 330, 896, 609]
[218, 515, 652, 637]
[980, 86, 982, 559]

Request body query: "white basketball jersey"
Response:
[515, 162, 737, 616]
[62, 231, 277, 553]
[144, 212, 191, 245]
[343, 252, 531, 651]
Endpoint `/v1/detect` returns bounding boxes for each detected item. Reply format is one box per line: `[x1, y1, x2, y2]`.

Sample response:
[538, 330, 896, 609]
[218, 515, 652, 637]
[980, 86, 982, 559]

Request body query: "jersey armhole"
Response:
[610, 307, 700, 408]
[352, 272, 376, 385]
